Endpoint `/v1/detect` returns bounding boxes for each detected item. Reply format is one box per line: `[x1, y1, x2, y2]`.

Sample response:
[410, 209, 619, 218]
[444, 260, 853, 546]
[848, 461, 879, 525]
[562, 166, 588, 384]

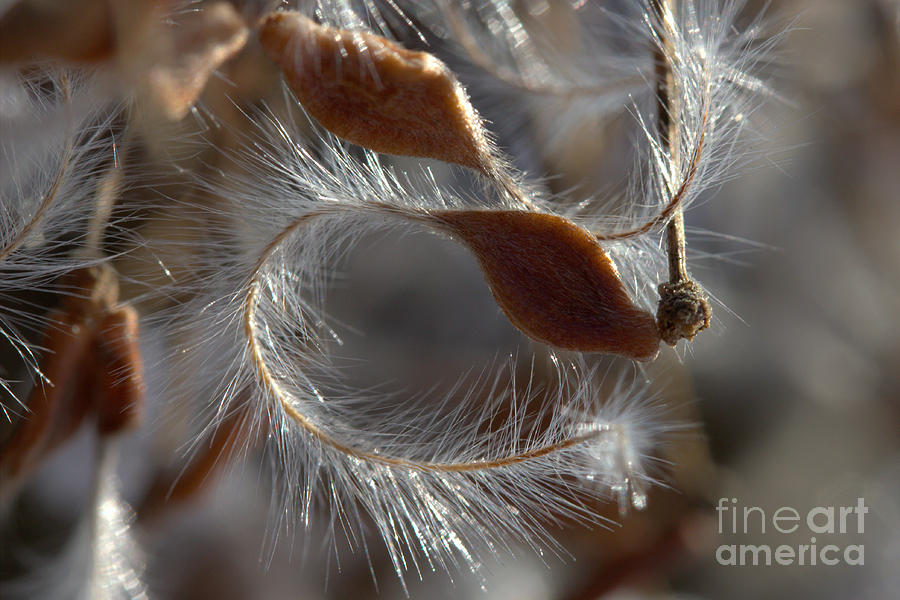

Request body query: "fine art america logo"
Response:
[715, 497, 867, 566]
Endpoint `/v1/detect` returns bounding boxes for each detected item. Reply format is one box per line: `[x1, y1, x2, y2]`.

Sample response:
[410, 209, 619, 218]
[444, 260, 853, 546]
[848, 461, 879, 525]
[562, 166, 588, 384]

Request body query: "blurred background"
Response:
[1, 1, 898, 599]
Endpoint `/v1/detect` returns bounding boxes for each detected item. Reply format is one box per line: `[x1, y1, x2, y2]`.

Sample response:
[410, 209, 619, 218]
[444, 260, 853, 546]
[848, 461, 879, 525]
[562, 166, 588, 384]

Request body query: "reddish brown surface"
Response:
[434, 210, 660, 360]
[0, 310, 93, 480]
[258, 11, 490, 170]
[0, 268, 146, 493]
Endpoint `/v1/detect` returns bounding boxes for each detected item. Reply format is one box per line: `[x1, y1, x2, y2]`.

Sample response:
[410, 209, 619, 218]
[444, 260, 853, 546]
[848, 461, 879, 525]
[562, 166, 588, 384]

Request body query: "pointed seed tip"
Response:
[434, 210, 662, 360]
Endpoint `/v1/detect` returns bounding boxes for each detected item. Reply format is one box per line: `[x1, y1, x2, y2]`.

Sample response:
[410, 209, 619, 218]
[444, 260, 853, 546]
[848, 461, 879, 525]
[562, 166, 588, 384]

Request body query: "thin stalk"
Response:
[654, 0, 687, 284]
[651, 0, 711, 346]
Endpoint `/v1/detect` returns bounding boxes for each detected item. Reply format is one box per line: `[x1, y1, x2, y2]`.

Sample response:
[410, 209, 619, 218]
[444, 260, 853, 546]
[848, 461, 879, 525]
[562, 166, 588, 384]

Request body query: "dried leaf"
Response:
[258, 10, 494, 171]
[432, 210, 660, 361]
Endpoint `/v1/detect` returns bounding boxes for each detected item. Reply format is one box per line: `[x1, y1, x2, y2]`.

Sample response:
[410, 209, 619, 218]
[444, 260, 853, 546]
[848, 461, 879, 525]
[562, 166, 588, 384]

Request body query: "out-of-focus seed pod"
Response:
[0, 310, 93, 482]
[657, 280, 712, 346]
[142, 2, 249, 121]
[258, 10, 495, 172]
[94, 305, 145, 435]
[431, 210, 661, 361]
[0, 0, 114, 64]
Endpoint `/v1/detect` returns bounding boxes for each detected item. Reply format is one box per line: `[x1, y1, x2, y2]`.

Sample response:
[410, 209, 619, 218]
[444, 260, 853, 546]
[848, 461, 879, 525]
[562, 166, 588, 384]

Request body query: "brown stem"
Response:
[654, 0, 687, 285]
[83, 146, 124, 259]
[665, 212, 689, 283]
[651, 0, 711, 345]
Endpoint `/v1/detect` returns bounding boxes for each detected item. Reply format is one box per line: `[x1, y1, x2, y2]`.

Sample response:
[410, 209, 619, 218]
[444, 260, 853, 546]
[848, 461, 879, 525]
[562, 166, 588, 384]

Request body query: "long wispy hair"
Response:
[0, 69, 121, 412]
[156, 0, 778, 579]
[0, 0, 781, 593]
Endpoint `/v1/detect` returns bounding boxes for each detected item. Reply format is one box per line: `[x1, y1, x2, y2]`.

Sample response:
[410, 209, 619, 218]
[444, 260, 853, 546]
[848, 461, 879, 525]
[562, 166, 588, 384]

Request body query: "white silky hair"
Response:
[147, 92, 680, 589]
[0, 0, 780, 593]
[0, 70, 122, 413]
[145, 0, 781, 587]
[0, 439, 146, 600]
[293, 0, 417, 36]
[406, 0, 780, 313]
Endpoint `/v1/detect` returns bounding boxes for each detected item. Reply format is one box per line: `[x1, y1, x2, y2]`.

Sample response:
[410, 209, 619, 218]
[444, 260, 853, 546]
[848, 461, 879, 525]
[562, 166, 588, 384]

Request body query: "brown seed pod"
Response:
[257, 10, 494, 172]
[0, 310, 93, 483]
[431, 210, 661, 361]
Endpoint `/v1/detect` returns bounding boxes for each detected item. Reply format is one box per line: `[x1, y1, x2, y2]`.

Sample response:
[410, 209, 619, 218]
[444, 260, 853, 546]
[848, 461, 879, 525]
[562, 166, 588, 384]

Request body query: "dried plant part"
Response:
[429, 210, 660, 360]
[166, 86, 679, 583]
[0, 1, 248, 120]
[0, 0, 162, 69]
[140, 2, 249, 121]
[257, 11, 505, 180]
[656, 280, 712, 345]
[60, 267, 146, 437]
[650, 0, 712, 346]
[176, 0, 780, 572]
[228, 203, 665, 580]
[94, 305, 145, 435]
[0, 265, 145, 506]
[61, 264, 120, 316]
[0, 310, 93, 491]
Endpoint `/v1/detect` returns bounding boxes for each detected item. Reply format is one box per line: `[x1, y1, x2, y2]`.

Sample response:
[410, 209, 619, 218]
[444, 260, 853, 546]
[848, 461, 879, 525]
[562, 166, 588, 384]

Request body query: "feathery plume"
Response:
[0, 70, 120, 413]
